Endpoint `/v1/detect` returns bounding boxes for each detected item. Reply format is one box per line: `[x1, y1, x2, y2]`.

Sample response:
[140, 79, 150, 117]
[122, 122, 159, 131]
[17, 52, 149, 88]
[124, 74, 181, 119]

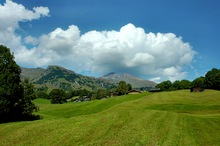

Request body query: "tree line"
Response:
[35, 80, 132, 104]
[156, 68, 220, 91]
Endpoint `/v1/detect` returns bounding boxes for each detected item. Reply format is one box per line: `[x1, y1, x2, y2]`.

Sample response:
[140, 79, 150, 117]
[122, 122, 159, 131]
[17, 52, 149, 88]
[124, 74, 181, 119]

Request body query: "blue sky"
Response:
[0, 0, 219, 82]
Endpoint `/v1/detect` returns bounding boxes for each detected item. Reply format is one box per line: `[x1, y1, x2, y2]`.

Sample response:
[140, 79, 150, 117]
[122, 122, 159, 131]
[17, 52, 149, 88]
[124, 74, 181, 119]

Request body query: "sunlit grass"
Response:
[0, 90, 220, 145]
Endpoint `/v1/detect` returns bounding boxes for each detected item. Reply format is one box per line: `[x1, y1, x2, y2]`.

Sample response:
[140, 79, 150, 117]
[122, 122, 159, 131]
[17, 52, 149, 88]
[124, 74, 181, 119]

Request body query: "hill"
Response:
[101, 72, 156, 88]
[21, 65, 116, 91]
[21, 65, 156, 91]
[0, 90, 219, 145]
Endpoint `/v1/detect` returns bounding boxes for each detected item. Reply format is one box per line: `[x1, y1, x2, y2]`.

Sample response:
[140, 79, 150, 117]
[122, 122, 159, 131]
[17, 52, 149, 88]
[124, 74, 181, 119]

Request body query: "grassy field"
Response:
[0, 90, 220, 145]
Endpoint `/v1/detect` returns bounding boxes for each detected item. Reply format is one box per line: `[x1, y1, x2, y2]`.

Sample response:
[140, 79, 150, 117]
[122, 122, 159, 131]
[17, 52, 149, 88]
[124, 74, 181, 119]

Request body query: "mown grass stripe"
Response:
[0, 90, 219, 145]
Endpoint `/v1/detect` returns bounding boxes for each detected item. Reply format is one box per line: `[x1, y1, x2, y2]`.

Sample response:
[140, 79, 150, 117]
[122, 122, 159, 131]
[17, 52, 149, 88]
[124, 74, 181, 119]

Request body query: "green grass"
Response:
[0, 90, 220, 145]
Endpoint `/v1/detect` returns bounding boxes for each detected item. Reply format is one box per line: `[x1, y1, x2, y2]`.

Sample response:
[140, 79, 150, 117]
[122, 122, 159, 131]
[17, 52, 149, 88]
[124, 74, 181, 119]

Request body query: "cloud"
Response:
[0, 0, 49, 52]
[0, 1, 196, 82]
[24, 36, 39, 45]
[17, 24, 195, 82]
[0, 0, 49, 30]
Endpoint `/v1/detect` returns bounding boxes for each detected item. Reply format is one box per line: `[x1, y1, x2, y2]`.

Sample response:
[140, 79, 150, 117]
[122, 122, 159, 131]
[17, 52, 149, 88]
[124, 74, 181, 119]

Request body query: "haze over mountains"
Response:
[21, 65, 156, 91]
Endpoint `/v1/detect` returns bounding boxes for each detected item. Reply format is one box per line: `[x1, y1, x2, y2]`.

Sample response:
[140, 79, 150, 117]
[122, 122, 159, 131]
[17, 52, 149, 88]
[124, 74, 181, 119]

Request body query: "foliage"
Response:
[172, 80, 181, 90]
[0, 45, 23, 116]
[0, 45, 38, 122]
[127, 83, 132, 91]
[156, 79, 192, 91]
[36, 91, 49, 99]
[0, 45, 39, 122]
[179, 79, 192, 89]
[95, 89, 110, 99]
[49, 89, 67, 104]
[155, 80, 172, 91]
[79, 89, 92, 98]
[192, 76, 205, 87]
[117, 81, 129, 95]
[204, 68, 220, 90]
[18, 78, 39, 115]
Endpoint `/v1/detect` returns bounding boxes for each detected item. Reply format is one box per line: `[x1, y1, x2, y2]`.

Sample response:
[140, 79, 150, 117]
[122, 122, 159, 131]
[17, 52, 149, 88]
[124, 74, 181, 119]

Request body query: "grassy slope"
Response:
[0, 90, 220, 145]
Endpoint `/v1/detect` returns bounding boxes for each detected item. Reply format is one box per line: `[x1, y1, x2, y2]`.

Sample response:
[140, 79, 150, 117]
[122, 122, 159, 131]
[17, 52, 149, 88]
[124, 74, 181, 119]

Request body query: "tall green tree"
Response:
[0, 45, 24, 116]
[0, 45, 38, 121]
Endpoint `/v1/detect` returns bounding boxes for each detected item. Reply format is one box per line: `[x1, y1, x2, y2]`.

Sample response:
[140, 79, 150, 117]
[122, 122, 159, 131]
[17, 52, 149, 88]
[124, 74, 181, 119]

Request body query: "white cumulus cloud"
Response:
[16, 23, 195, 82]
[0, 1, 196, 82]
[0, 0, 49, 53]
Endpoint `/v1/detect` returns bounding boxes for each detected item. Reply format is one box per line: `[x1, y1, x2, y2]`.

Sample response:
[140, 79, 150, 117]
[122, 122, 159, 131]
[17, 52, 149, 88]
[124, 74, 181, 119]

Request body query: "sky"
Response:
[0, 0, 219, 82]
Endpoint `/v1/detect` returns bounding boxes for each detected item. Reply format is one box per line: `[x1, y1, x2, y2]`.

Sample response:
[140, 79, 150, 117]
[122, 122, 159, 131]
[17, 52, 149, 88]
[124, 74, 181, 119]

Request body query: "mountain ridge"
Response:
[21, 65, 156, 90]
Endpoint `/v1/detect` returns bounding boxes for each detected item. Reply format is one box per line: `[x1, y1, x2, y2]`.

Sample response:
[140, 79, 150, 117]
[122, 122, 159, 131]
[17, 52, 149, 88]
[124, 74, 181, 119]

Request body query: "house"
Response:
[190, 86, 205, 92]
[128, 89, 142, 94]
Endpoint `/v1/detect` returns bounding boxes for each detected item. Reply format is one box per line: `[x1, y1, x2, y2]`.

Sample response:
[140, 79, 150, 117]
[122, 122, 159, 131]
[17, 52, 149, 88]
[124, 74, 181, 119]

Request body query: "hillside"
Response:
[21, 66, 156, 91]
[21, 67, 45, 81]
[0, 90, 219, 145]
[101, 72, 156, 88]
[21, 65, 116, 91]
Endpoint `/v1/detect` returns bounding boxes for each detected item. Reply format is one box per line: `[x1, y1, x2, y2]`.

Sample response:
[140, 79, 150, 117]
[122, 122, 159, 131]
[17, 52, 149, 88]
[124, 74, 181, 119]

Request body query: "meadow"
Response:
[0, 90, 220, 145]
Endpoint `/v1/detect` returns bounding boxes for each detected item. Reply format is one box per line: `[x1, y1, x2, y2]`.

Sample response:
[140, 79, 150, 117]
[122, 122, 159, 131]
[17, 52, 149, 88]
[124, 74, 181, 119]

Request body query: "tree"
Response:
[36, 91, 49, 99]
[172, 80, 181, 90]
[0, 45, 23, 115]
[96, 89, 108, 100]
[179, 80, 192, 89]
[49, 89, 67, 104]
[156, 80, 172, 91]
[117, 81, 128, 95]
[0, 45, 38, 121]
[79, 89, 92, 98]
[192, 76, 205, 88]
[127, 83, 132, 91]
[204, 68, 220, 90]
[18, 78, 38, 115]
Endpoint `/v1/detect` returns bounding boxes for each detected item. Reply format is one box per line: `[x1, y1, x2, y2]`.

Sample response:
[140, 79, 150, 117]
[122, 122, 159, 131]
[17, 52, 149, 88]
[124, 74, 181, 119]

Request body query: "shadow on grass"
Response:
[0, 114, 41, 124]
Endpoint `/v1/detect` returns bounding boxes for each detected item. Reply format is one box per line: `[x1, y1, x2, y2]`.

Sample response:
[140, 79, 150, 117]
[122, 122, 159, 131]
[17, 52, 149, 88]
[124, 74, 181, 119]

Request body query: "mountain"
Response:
[21, 67, 45, 81]
[21, 65, 116, 91]
[101, 72, 156, 88]
[21, 65, 156, 91]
